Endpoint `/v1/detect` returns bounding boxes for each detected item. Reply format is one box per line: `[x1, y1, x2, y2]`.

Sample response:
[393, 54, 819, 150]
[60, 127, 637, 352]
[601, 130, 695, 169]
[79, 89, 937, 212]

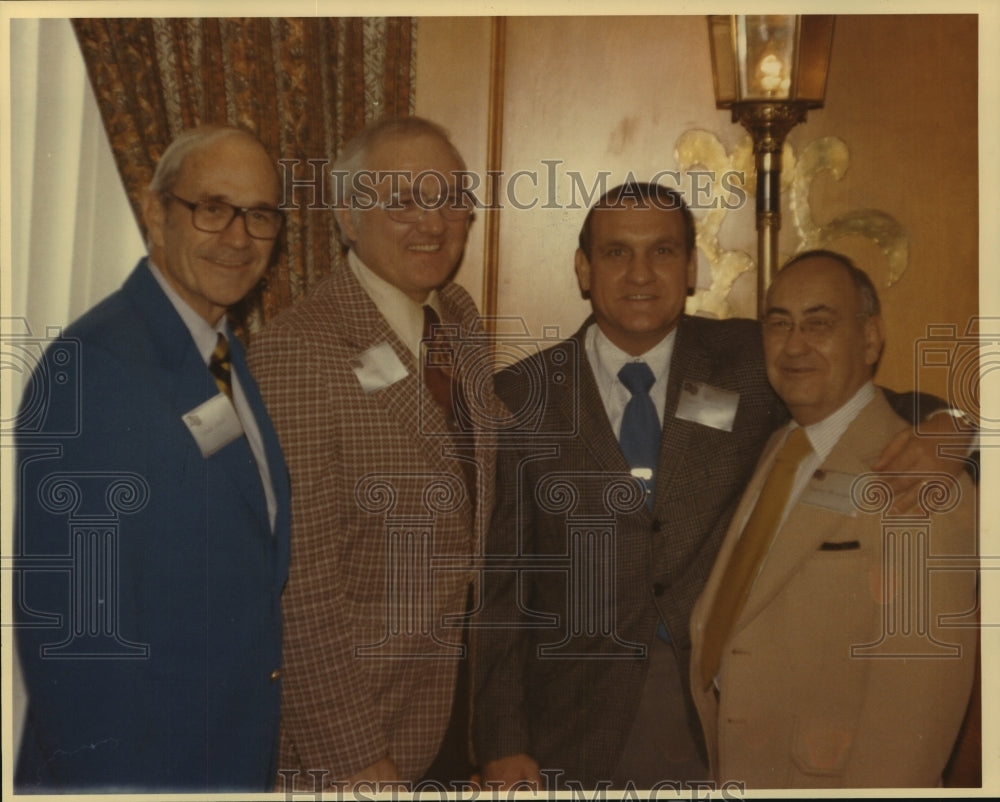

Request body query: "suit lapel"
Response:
[692, 425, 785, 651]
[328, 264, 470, 480]
[121, 260, 210, 416]
[734, 392, 905, 629]
[122, 260, 276, 538]
[231, 330, 290, 560]
[652, 317, 715, 514]
[569, 316, 722, 508]
[569, 321, 634, 476]
[228, 332, 291, 560]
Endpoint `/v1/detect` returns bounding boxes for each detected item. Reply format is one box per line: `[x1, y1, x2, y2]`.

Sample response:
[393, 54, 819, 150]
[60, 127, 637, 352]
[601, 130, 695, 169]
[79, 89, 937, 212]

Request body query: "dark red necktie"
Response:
[422, 305, 457, 420]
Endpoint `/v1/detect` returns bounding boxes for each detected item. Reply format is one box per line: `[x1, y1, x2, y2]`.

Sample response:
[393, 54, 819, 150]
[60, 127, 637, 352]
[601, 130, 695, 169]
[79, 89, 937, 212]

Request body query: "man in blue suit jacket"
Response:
[13, 125, 291, 792]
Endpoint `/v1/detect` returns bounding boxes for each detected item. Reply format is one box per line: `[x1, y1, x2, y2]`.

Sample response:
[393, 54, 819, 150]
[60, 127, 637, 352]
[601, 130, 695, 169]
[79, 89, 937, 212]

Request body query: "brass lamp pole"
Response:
[708, 15, 835, 315]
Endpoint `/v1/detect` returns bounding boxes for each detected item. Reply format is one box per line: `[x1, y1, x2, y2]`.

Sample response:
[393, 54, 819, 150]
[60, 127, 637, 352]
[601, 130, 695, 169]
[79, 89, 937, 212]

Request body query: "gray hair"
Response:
[331, 116, 466, 245]
[149, 125, 265, 195]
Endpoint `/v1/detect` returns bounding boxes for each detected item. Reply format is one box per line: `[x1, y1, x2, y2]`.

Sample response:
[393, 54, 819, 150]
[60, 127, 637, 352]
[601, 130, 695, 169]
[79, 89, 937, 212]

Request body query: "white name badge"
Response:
[800, 469, 859, 517]
[183, 393, 244, 458]
[352, 342, 409, 394]
[675, 380, 739, 432]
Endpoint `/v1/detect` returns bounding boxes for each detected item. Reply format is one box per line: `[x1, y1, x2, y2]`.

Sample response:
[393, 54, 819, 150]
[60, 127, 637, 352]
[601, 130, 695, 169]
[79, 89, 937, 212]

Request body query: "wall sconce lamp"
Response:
[708, 14, 835, 314]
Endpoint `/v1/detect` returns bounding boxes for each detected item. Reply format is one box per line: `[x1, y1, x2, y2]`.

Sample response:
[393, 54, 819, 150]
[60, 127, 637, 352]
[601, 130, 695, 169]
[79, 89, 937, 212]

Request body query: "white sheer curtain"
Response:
[11, 18, 143, 344]
[6, 17, 144, 763]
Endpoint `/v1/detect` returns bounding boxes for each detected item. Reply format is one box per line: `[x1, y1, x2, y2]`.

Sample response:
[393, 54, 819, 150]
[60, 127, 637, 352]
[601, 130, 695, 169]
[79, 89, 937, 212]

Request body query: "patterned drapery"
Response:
[72, 17, 416, 333]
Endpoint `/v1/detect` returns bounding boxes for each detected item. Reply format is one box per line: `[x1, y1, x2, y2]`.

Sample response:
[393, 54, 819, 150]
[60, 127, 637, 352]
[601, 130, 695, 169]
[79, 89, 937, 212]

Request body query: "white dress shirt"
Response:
[584, 322, 676, 438]
[745, 380, 877, 535]
[348, 249, 442, 359]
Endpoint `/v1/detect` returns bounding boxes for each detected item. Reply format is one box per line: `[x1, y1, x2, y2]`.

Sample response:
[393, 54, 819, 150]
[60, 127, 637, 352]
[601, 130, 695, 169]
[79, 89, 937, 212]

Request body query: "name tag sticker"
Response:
[352, 342, 409, 394]
[183, 393, 244, 458]
[801, 470, 858, 517]
[675, 380, 739, 432]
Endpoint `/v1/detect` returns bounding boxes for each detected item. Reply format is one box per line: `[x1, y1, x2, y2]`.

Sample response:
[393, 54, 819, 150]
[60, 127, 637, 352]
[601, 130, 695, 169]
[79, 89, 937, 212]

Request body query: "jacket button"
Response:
[270, 668, 283, 682]
[651, 519, 662, 532]
[652, 582, 666, 597]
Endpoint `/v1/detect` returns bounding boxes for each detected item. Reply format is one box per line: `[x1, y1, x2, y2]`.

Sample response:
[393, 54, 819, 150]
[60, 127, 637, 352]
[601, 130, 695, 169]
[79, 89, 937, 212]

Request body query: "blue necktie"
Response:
[618, 361, 660, 507]
[619, 361, 671, 643]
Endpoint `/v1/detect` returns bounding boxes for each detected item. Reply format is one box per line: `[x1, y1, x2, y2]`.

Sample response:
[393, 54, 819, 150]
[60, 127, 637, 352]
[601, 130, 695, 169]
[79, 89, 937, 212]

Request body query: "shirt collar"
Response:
[800, 380, 877, 461]
[147, 259, 228, 363]
[348, 249, 440, 356]
[589, 323, 676, 389]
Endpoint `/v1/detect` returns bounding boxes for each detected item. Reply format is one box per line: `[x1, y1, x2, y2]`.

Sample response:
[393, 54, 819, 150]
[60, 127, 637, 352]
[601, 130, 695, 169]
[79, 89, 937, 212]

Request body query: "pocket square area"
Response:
[819, 540, 860, 551]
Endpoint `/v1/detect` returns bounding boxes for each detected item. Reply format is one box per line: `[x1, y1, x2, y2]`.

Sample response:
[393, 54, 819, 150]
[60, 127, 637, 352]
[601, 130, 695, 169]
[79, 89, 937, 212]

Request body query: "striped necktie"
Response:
[209, 332, 233, 401]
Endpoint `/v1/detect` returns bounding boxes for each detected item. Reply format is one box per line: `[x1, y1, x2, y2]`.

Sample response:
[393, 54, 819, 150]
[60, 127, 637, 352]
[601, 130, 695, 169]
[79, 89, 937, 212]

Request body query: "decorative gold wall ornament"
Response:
[675, 130, 909, 319]
[789, 137, 910, 286]
[674, 129, 754, 319]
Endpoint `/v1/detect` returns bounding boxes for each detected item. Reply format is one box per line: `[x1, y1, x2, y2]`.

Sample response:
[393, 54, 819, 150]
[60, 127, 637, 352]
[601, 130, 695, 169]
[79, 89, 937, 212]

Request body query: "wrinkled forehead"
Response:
[177, 134, 280, 204]
[364, 133, 464, 186]
[767, 257, 861, 314]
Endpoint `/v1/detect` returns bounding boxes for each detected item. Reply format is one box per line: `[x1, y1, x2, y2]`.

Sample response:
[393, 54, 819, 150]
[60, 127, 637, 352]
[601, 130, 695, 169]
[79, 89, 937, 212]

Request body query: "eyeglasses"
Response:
[165, 194, 284, 240]
[374, 191, 474, 224]
[762, 314, 867, 341]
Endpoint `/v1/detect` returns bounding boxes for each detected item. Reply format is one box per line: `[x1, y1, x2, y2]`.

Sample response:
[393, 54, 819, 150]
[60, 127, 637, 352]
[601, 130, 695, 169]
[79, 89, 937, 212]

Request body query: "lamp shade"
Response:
[709, 15, 834, 107]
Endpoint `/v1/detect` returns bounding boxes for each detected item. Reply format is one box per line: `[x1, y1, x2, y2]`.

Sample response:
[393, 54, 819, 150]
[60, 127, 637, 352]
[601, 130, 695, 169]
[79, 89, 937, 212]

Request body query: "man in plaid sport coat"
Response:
[250, 117, 497, 789]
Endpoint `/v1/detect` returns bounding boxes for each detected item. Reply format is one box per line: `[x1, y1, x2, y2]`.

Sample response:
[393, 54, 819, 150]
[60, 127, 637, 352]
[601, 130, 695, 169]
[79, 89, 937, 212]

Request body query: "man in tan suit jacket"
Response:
[689, 251, 977, 788]
[249, 117, 496, 790]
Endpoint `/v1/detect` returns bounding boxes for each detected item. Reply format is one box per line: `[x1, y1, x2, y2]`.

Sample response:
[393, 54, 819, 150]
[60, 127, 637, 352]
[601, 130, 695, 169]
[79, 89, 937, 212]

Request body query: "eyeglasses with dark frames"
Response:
[164, 193, 284, 240]
[762, 313, 869, 341]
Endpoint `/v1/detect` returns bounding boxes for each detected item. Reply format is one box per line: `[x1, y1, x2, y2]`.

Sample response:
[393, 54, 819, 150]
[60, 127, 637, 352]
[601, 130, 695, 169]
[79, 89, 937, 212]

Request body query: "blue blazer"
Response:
[14, 259, 291, 792]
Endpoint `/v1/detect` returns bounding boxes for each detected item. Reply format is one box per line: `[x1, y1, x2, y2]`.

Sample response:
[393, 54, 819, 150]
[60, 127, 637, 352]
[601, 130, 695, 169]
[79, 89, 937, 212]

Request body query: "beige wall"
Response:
[415, 17, 492, 312]
[416, 14, 979, 403]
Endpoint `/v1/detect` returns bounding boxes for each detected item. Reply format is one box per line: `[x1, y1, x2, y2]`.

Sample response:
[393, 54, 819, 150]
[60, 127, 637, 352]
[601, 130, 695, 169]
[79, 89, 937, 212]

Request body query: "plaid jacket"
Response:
[250, 262, 497, 783]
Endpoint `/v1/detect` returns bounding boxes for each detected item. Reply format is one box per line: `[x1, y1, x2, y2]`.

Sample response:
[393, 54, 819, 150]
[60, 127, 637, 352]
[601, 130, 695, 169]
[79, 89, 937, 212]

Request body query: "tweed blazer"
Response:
[689, 391, 978, 787]
[472, 314, 787, 785]
[15, 260, 290, 792]
[249, 261, 497, 783]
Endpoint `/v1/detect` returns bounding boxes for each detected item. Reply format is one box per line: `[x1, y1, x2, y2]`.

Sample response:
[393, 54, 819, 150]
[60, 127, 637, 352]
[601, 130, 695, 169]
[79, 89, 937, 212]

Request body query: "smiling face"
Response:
[143, 132, 280, 325]
[763, 255, 885, 425]
[574, 201, 696, 356]
[336, 132, 470, 303]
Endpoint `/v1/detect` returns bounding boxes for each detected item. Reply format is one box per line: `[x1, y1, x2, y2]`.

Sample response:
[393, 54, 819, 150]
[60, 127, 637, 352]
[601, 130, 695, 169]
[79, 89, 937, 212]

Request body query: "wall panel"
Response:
[415, 14, 979, 400]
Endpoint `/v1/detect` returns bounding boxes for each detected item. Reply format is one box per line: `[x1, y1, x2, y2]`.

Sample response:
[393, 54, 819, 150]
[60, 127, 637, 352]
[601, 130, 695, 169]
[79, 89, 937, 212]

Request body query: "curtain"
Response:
[72, 17, 416, 334]
[9, 18, 144, 349]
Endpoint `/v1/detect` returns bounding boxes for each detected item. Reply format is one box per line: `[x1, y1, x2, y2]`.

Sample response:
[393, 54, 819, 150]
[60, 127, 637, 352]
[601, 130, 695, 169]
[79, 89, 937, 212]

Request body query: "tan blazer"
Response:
[689, 390, 977, 788]
[249, 262, 498, 782]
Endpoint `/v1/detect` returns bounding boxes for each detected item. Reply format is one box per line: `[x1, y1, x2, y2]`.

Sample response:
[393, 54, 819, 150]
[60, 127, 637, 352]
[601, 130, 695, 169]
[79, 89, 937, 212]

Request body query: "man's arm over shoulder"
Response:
[847, 468, 978, 784]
